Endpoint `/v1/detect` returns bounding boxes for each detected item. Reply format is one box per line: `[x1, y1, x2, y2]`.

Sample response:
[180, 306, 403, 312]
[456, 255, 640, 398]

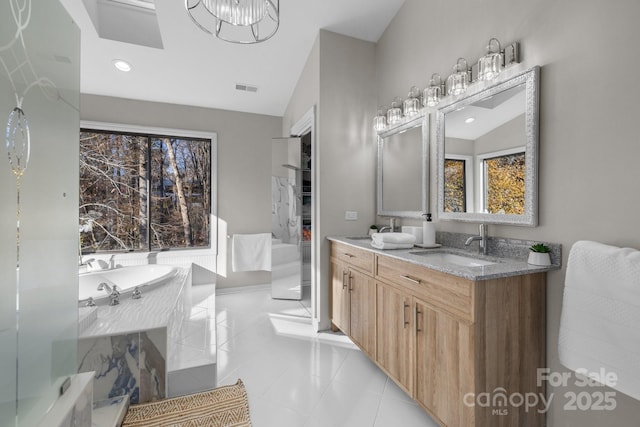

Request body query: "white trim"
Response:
[289, 107, 320, 331]
[80, 121, 218, 256]
[290, 107, 315, 137]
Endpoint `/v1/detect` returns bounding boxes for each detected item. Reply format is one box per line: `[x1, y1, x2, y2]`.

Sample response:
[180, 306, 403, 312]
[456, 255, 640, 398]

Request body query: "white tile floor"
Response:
[213, 285, 439, 427]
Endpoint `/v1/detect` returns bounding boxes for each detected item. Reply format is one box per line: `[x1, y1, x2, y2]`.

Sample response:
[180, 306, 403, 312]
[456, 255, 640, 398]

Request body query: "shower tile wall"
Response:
[272, 176, 301, 244]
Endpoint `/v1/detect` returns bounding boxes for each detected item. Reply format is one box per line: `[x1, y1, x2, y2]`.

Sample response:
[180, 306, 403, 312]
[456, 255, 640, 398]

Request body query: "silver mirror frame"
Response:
[377, 112, 429, 218]
[436, 66, 540, 226]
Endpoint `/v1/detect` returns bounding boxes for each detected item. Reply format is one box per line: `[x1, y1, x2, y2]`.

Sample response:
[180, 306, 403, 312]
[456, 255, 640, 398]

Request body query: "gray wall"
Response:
[376, 0, 640, 425]
[81, 94, 282, 288]
[283, 30, 377, 329]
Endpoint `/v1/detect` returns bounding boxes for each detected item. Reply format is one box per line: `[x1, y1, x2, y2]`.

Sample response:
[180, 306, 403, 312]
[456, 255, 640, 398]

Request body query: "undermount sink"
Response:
[409, 251, 497, 267]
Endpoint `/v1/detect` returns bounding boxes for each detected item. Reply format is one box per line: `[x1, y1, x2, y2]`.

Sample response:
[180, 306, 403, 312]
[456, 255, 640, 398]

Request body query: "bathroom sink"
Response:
[409, 251, 497, 267]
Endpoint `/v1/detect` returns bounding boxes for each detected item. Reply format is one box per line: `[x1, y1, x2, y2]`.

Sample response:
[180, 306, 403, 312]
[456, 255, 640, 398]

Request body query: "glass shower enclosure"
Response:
[271, 137, 303, 300]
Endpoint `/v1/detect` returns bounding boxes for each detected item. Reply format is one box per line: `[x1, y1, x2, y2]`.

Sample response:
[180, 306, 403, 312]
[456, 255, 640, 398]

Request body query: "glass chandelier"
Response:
[185, 0, 280, 44]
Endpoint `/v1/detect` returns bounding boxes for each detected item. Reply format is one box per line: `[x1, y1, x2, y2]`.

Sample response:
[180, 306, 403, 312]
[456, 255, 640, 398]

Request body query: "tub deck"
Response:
[77, 266, 217, 405]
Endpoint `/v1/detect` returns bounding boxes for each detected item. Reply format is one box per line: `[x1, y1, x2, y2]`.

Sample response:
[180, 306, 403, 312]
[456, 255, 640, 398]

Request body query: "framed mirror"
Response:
[436, 66, 539, 226]
[377, 113, 429, 218]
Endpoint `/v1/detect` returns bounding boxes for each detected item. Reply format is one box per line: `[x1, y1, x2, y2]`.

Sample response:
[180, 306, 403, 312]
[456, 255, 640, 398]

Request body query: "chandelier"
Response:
[185, 0, 280, 44]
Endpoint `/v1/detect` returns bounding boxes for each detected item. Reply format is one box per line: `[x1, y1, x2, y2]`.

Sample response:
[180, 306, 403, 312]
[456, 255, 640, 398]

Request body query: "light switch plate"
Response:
[345, 211, 358, 221]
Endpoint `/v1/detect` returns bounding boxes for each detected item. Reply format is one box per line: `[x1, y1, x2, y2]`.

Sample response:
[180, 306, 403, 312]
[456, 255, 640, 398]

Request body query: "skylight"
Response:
[82, 0, 164, 49]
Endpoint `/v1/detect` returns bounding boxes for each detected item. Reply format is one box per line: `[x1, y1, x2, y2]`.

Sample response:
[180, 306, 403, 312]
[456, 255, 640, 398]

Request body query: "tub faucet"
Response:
[465, 223, 488, 255]
[97, 282, 120, 306]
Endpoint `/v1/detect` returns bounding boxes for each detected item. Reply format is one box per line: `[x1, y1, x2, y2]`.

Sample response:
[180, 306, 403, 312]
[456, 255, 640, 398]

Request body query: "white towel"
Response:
[371, 232, 416, 245]
[558, 240, 640, 400]
[371, 241, 415, 250]
[232, 233, 272, 272]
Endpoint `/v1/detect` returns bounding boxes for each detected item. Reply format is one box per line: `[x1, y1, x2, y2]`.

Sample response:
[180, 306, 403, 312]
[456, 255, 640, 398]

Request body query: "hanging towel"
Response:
[558, 240, 640, 401]
[371, 232, 416, 250]
[232, 233, 272, 272]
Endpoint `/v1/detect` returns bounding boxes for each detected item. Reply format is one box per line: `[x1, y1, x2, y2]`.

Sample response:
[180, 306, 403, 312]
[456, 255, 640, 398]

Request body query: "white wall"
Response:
[80, 94, 282, 288]
[376, 0, 640, 425]
[283, 30, 377, 330]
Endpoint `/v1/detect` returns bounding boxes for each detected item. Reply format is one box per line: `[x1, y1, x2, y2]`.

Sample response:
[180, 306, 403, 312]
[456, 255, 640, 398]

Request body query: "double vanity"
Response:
[329, 236, 556, 427]
[353, 63, 551, 426]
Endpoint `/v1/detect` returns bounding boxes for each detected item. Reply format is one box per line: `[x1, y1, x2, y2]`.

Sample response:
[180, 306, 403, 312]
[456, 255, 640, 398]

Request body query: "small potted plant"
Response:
[528, 243, 551, 266]
[368, 225, 378, 236]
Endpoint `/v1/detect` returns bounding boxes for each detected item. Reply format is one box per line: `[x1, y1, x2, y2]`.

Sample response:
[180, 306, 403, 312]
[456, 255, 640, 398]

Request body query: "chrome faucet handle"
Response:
[108, 286, 120, 306]
[104, 285, 119, 306]
[85, 297, 96, 307]
[132, 286, 142, 300]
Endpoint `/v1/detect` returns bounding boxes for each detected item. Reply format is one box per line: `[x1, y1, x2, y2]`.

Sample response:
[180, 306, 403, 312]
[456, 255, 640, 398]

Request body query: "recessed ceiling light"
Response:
[113, 59, 132, 72]
[465, 117, 475, 124]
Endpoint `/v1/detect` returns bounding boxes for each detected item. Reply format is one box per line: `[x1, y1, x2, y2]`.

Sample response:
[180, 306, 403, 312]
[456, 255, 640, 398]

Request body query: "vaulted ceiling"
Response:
[59, 0, 405, 116]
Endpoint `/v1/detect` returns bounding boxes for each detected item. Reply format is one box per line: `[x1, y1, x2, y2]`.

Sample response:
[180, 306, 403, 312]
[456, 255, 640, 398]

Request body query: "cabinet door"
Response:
[348, 268, 376, 358]
[330, 259, 350, 334]
[376, 281, 413, 395]
[415, 300, 474, 426]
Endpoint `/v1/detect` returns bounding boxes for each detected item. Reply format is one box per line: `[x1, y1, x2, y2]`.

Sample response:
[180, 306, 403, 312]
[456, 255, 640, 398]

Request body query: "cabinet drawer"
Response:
[331, 242, 374, 274]
[376, 254, 474, 322]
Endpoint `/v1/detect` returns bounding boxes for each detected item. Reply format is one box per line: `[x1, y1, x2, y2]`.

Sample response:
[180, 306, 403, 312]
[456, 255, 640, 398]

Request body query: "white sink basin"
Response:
[409, 251, 497, 267]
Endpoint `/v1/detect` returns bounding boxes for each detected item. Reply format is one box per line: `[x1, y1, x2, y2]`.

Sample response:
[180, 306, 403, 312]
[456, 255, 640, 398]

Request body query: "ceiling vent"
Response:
[235, 83, 258, 93]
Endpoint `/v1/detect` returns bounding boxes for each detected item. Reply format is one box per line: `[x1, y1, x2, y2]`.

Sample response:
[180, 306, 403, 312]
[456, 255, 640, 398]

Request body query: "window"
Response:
[80, 128, 213, 252]
[444, 158, 467, 212]
[444, 155, 473, 213]
[478, 148, 525, 215]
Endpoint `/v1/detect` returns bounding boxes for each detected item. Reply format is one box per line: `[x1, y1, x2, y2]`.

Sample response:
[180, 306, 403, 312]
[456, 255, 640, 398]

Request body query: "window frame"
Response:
[80, 121, 217, 253]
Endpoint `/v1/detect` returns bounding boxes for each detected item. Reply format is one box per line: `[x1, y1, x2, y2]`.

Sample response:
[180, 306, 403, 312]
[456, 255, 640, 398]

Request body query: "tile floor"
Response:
[212, 285, 439, 427]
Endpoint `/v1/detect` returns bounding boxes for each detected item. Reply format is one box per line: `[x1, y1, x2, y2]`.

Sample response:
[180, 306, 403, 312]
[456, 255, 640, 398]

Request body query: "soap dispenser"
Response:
[422, 213, 436, 246]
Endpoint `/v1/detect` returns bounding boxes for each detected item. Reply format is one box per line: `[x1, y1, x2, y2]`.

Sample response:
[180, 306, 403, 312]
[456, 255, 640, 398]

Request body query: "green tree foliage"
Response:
[485, 153, 525, 214]
[444, 159, 466, 212]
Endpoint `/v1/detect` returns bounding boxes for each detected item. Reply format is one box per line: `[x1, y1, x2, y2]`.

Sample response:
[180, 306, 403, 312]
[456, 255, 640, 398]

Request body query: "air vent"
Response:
[235, 83, 258, 93]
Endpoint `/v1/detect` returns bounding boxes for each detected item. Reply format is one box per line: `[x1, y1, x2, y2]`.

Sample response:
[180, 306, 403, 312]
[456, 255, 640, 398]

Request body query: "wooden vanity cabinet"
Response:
[375, 252, 546, 427]
[375, 280, 414, 395]
[329, 241, 547, 427]
[330, 243, 376, 358]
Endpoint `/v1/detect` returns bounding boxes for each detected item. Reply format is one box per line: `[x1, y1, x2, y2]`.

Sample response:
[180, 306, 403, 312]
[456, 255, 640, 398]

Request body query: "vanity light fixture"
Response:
[113, 59, 132, 72]
[477, 38, 504, 81]
[386, 97, 403, 125]
[403, 86, 422, 118]
[185, 0, 280, 44]
[373, 106, 388, 132]
[423, 73, 444, 107]
[424, 40, 520, 109]
[446, 58, 470, 96]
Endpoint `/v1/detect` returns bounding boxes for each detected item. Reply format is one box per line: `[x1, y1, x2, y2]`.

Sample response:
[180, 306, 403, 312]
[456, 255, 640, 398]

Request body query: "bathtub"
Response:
[79, 264, 177, 304]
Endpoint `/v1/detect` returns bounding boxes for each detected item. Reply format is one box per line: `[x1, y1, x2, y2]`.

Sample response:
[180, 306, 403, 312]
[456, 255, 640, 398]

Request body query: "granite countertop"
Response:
[328, 236, 560, 281]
